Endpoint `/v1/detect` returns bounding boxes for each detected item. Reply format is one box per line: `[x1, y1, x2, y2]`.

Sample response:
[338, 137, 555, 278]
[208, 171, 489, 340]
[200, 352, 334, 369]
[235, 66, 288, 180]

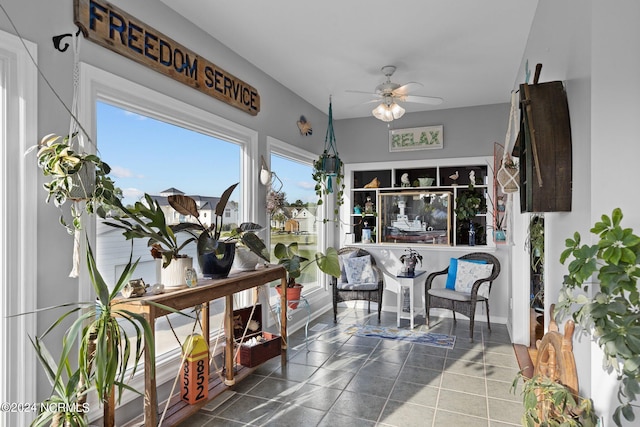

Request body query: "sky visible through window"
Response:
[97, 101, 315, 205]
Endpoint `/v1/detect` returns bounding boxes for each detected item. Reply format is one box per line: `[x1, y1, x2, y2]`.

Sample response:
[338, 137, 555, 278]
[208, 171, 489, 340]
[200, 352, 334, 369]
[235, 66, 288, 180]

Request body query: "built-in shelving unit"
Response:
[343, 157, 495, 248]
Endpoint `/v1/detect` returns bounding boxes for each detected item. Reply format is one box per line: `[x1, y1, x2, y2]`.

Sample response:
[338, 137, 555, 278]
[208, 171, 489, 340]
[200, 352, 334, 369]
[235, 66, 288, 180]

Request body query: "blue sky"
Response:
[96, 102, 315, 206]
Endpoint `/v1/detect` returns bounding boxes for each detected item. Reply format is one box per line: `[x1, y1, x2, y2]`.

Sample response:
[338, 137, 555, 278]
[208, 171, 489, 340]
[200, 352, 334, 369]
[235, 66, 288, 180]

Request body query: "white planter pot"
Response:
[160, 257, 193, 289]
[233, 247, 260, 271]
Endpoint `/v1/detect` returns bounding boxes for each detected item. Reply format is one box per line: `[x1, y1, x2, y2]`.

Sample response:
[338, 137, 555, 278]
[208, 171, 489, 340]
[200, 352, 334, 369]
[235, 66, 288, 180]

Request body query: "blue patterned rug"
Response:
[344, 324, 455, 349]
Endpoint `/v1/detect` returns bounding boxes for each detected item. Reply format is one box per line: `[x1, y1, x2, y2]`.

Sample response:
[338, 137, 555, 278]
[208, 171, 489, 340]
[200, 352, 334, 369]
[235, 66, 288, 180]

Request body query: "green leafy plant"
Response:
[273, 242, 341, 287]
[312, 151, 345, 215]
[16, 239, 155, 424]
[36, 133, 121, 232]
[528, 214, 545, 271]
[513, 372, 598, 427]
[556, 208, 640, 426]
[454, 182, 486, 221]
[103, 194, 197, 268]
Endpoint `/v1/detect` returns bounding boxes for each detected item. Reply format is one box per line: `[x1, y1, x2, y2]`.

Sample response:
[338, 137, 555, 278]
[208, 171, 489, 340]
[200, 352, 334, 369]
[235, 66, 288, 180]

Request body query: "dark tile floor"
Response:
[178, 307, 524, 426]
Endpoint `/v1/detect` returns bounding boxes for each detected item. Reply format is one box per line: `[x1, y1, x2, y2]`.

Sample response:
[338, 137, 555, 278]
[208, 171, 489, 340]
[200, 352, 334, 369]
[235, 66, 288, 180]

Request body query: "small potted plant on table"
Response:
[400, 248, 423, 276]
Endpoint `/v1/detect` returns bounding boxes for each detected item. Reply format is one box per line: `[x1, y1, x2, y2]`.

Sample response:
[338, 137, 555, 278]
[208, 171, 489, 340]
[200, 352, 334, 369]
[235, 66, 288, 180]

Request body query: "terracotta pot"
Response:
[276, 284, 303, 309]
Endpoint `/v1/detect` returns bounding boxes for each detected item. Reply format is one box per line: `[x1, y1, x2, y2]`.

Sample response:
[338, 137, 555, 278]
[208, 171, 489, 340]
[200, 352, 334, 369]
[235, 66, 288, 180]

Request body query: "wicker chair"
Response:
[425, 252, 500, 341]
[332, 247, 384, 322]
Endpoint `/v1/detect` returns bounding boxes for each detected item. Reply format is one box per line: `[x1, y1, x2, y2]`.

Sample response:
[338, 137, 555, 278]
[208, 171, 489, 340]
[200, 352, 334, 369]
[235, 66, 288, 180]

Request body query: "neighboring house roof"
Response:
[159, 187, 185, 195]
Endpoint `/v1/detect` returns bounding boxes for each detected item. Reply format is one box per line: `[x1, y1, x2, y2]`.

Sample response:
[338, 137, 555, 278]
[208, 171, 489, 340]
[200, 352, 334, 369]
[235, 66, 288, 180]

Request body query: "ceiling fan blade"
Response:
[394, 82, 423, 96]
[402, 94, 444, 105]
[345, 89, 380, 96]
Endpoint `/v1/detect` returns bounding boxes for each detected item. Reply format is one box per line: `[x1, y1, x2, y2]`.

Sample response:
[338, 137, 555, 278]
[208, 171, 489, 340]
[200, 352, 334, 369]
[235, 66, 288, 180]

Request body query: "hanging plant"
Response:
[36, 133, 121, 232]
[312, 98, 345, 214]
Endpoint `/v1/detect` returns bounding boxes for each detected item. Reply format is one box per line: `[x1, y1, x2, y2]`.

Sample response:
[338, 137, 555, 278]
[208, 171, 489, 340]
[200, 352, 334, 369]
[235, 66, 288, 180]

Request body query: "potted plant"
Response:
[227, 222, 270, 271]
[556, 208, 640, 426]
[19, 239, 155, 426]
[273, 241, 341, 308]
[103, 194, 198, 288]
[512, 372, 598, 426]
[167, 183, 245, 279]
[312, 150, 345, 215]
[36, 133, 121, 232]
[454, 182, 487, 245]
[399, 247, 423, 276]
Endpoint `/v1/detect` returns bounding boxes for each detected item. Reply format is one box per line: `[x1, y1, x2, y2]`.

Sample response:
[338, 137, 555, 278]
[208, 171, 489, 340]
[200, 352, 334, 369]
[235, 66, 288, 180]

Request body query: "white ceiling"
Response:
[160, 0, 539, 120]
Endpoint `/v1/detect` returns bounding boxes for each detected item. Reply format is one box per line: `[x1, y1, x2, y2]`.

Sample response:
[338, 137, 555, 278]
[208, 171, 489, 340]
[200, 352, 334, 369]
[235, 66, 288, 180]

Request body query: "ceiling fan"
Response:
[348, 65, 443, 121]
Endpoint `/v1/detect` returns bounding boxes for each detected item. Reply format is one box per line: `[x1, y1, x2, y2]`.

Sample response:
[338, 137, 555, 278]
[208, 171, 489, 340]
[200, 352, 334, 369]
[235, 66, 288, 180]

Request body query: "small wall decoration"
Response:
[297, 115, 312, 136]
[389, 125, 443, 152]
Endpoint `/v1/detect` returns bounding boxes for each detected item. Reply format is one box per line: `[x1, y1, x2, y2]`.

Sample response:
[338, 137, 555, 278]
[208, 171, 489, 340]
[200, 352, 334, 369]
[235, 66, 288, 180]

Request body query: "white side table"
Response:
[395, 270, 427, 329]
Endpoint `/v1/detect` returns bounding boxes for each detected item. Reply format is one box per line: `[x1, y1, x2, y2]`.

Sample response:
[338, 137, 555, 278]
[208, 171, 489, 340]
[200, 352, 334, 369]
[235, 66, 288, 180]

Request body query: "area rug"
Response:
[344, 324, 455, 349]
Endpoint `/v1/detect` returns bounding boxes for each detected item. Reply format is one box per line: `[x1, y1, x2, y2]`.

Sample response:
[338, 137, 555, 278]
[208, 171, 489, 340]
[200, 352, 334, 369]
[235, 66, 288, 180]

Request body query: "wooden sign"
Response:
[74, 0, 260, 116]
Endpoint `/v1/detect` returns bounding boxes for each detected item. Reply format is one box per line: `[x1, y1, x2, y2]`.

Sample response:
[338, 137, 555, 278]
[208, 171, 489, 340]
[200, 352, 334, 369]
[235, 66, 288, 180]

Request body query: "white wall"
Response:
[517, 1, 640, 425]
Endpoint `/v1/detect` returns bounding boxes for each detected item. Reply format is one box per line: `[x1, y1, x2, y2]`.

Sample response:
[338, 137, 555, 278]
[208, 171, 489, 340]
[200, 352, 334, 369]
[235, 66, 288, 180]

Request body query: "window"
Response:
[80, 63, 258, 404]
[268, 138, 326, 297]
[96, 100, 243, 364]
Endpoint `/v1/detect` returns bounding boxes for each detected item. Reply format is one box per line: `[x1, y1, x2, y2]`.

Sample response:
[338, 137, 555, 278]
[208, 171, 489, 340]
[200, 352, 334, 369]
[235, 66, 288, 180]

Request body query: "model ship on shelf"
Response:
[391, 200, 427, 232]
[386, 199, 448, 244]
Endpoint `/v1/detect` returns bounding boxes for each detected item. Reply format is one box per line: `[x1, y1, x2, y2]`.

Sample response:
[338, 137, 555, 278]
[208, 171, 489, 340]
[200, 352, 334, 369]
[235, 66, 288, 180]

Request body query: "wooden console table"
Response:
[107, 265, 287, 427]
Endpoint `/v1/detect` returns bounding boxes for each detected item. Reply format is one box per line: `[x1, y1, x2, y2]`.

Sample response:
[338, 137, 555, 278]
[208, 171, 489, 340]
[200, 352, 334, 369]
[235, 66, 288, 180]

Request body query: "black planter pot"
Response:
[198, 241, 236, 279]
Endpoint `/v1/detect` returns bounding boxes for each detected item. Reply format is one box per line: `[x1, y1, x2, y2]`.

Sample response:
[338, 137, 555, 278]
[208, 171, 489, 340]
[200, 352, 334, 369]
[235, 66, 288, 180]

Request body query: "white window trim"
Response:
[266, 136, 331, 293]
[77, 63, 258, 415]
[0, 30, 38, 427]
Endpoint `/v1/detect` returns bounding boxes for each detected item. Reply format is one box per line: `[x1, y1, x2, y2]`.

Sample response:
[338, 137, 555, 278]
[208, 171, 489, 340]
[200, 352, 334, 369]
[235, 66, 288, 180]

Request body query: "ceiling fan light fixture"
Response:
[372, 101, 405, 122]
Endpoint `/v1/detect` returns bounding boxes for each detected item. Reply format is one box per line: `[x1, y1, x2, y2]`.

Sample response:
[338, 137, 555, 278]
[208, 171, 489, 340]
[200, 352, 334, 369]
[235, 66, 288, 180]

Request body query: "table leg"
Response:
[280, 276, 287, 366]
[224, 294, 235, 386]
[409, 284, 415, 329]
[397, 286, 402, 327]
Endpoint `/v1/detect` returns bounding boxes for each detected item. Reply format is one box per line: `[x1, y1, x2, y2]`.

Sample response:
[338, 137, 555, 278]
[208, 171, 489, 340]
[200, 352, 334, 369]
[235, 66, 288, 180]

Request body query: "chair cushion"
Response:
[344, 255, 376, 284]
[336, 281, 379, 291]
[445, 258, 487, 290]
[338, 251, 358, 283]
[454, 260, 493, 298]
[428, 288, 474, 301]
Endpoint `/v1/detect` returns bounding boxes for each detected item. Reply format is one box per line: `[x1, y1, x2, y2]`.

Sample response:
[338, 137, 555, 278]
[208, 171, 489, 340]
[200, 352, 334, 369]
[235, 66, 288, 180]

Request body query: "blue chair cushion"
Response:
[445, 258, 487, 289]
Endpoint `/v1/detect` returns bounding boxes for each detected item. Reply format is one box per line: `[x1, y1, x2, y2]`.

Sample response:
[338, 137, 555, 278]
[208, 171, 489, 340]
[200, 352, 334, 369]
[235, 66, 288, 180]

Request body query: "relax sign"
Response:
[74, 0, 260, 116]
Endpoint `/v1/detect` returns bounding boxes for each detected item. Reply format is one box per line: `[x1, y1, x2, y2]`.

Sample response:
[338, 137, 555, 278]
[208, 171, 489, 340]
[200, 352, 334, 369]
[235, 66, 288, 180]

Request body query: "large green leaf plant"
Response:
[556, 208, 640, 426]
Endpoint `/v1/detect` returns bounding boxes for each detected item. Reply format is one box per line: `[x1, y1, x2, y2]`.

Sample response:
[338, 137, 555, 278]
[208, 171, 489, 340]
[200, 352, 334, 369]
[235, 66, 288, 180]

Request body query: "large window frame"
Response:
[266, 136, 332, 303]
[78, 63, 259, 408]
[0, 30, 38, 427]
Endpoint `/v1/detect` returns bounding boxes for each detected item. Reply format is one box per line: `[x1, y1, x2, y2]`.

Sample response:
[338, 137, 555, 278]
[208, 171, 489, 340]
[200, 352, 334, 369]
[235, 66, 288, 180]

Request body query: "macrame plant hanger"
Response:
[498, 91, 521, 245]
[322, 97, 340, 193]
[68, 32, 85, 278]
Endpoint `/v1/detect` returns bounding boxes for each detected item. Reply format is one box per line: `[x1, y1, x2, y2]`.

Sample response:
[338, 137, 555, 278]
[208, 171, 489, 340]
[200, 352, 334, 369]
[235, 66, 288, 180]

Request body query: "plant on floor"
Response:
[273, 242, 341, 288]
[556, 208, 640, 426]
[513, 372, 598, 427]
[17, 238, 155, 426]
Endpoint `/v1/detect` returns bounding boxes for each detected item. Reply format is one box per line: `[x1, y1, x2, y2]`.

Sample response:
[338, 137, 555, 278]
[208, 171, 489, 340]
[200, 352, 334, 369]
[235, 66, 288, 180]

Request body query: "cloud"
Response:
[123, 110, 147, 120]
[122, 187, 144, 201]
[297, 181, 315, 190]
[111, 166, 143, 179]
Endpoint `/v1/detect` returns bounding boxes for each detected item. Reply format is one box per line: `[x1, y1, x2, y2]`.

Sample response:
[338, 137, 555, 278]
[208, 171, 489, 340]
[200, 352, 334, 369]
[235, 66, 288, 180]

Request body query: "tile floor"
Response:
[179, 307, 525, 426]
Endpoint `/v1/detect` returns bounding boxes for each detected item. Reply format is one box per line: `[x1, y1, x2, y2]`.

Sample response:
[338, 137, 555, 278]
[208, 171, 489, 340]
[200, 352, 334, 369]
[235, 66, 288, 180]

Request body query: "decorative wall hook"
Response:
[52, 28, 82, 53]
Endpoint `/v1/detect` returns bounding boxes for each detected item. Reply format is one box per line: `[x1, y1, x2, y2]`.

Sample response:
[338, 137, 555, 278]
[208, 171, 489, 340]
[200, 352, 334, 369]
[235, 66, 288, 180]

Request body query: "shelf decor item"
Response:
[313, 97, 344, 212]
